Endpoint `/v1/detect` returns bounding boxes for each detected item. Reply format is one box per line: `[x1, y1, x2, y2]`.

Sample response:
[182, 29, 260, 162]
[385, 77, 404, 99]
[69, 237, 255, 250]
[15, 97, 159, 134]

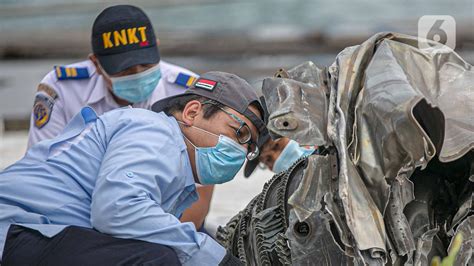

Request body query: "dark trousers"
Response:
[2, 225, 180, 266]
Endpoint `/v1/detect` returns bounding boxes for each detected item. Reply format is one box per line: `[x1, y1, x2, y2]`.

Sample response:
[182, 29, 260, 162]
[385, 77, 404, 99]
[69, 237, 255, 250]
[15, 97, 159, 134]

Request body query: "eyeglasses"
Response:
[203, 101, 259, 160]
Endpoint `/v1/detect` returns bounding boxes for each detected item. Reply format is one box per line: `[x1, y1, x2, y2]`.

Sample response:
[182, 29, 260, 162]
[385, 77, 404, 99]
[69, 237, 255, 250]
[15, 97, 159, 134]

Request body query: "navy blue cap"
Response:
[91, 5, 160, 75]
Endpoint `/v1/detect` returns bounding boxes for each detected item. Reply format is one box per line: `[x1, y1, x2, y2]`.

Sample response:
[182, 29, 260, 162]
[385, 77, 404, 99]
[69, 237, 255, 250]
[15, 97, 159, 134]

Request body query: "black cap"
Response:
[243, 95, 270, 177]
[244, 157, 260, 177]
[152, 71, 270, 149]
[91, 5, 160, 75]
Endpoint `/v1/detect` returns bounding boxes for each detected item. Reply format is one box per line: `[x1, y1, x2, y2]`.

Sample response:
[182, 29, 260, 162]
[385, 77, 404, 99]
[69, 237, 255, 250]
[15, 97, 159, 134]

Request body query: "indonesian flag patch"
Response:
[194, 78, 217, 91]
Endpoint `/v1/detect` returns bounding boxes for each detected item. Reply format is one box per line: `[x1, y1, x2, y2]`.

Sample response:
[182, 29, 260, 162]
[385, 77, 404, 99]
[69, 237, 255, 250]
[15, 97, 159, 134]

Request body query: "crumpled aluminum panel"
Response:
[351, 33, 473, 167]
[287, 154, 385, 265]
[324, 32, 473, 263]
[220, 32, 473, 266]
[262, 62, 329, 146]
[386, 39, 474, 163]
[286, 209, 349, 265]
[325, 36, 390, 262]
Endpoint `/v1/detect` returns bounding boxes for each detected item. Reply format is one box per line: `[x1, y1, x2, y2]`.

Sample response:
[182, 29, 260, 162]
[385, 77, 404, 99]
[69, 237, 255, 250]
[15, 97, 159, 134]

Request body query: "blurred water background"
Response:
[0, 0, 473, 231]
[0, 0, 473, 123]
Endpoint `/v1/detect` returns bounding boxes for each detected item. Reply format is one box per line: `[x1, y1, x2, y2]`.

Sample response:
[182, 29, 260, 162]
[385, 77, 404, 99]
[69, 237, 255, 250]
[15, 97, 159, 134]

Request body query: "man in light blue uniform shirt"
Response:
[0, 72, 269, 265]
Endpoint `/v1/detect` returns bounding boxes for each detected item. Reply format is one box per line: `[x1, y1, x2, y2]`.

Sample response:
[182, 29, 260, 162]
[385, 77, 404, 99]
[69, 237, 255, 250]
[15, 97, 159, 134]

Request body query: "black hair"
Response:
[162, 94, 225, 119]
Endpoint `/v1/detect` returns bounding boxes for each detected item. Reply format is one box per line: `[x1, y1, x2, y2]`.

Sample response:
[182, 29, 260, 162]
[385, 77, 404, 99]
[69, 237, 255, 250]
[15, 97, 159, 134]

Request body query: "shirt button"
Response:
[126, 172, 134, 178]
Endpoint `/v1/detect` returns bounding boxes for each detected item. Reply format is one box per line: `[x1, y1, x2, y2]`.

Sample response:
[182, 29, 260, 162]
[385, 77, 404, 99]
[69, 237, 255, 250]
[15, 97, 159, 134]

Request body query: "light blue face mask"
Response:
[107, 64, 161, 103]
[181, 124, 247, 185]
[272, 139, 315, 173]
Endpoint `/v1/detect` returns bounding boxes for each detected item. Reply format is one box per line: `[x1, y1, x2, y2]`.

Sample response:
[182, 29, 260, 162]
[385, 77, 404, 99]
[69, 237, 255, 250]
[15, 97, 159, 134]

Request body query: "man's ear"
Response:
[181, 100, 203, 126]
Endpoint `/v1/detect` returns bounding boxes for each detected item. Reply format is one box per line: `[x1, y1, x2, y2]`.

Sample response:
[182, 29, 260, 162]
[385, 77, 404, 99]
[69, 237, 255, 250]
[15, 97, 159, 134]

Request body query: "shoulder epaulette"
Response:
[54, 66, 90, 80]
[174, 73, 197, 88]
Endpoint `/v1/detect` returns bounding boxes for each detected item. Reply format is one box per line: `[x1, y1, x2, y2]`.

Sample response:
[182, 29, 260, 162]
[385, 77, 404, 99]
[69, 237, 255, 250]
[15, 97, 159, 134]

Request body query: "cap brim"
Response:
[97, 45, 160, 75]
[244, 158, 260, 178]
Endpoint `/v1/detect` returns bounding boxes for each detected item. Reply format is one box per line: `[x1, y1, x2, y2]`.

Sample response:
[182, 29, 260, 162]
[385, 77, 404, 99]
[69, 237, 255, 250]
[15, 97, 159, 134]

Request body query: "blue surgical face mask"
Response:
[181, 123, 247, 185]
[104, 64, 161, 104]
[272, 139, 315, 173]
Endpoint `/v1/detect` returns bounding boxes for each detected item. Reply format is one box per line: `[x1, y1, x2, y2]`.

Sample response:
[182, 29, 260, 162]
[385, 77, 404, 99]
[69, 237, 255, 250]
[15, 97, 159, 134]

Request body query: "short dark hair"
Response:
[162, 94, 225, 119]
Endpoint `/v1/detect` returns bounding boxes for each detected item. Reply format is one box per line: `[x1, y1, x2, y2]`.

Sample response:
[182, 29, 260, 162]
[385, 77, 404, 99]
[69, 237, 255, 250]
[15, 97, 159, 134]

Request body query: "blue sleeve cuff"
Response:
[181, 234, 226, 265]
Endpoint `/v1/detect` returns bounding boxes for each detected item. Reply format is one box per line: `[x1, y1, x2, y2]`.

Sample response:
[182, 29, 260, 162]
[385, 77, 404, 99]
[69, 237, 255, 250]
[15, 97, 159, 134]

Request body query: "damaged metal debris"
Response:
[216, 32, 473, 265]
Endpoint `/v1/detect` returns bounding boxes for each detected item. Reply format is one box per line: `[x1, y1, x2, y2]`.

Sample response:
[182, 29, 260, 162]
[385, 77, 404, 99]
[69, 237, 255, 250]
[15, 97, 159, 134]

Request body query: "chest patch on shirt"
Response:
[33, 93, 54, 128]
[54, 66, 90, 80]
[174, 73, 196, 88]
[37, 83, 58, 100]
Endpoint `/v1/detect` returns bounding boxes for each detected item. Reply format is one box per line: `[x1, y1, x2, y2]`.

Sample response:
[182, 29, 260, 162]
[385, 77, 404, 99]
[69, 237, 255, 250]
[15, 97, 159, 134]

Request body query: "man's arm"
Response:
[180, 185, 215, 229]
[90, 116, 226, 265]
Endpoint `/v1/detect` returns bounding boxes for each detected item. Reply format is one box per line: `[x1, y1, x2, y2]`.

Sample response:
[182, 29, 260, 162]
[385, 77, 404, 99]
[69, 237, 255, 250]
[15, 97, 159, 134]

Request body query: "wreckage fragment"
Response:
[218, 32, 473, 265]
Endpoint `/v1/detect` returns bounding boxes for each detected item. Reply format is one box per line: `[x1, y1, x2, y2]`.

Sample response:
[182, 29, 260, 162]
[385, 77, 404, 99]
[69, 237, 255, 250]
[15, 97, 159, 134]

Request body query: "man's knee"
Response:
[139, 242, 180, 265]
[2, 225, 46, 265]
[2, 225, 181, 266]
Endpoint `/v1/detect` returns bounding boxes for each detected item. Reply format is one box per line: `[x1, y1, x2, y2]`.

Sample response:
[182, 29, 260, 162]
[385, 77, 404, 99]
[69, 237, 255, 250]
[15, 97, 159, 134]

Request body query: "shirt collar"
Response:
[86, 60, 110, 105]
[87, 77, 110, 105]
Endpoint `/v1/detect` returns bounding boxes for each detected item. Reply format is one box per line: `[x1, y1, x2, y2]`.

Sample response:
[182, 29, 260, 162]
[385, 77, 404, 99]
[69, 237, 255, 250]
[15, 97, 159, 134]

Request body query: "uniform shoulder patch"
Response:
[33, 94, 55, 129]
[37, 83, 58, 100]
[54, 66, 89, 80]
[174, 73, 197, 88]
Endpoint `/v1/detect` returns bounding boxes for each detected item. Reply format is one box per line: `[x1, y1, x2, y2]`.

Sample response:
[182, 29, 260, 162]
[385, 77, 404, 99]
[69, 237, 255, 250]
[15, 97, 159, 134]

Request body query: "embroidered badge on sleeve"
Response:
[33, 93, 55, 129]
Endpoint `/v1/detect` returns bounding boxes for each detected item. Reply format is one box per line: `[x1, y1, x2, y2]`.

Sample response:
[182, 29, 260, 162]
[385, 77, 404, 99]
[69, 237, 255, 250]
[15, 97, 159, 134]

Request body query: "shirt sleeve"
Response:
[27, 74, 68, 148]
[90, 115, 226, 265]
